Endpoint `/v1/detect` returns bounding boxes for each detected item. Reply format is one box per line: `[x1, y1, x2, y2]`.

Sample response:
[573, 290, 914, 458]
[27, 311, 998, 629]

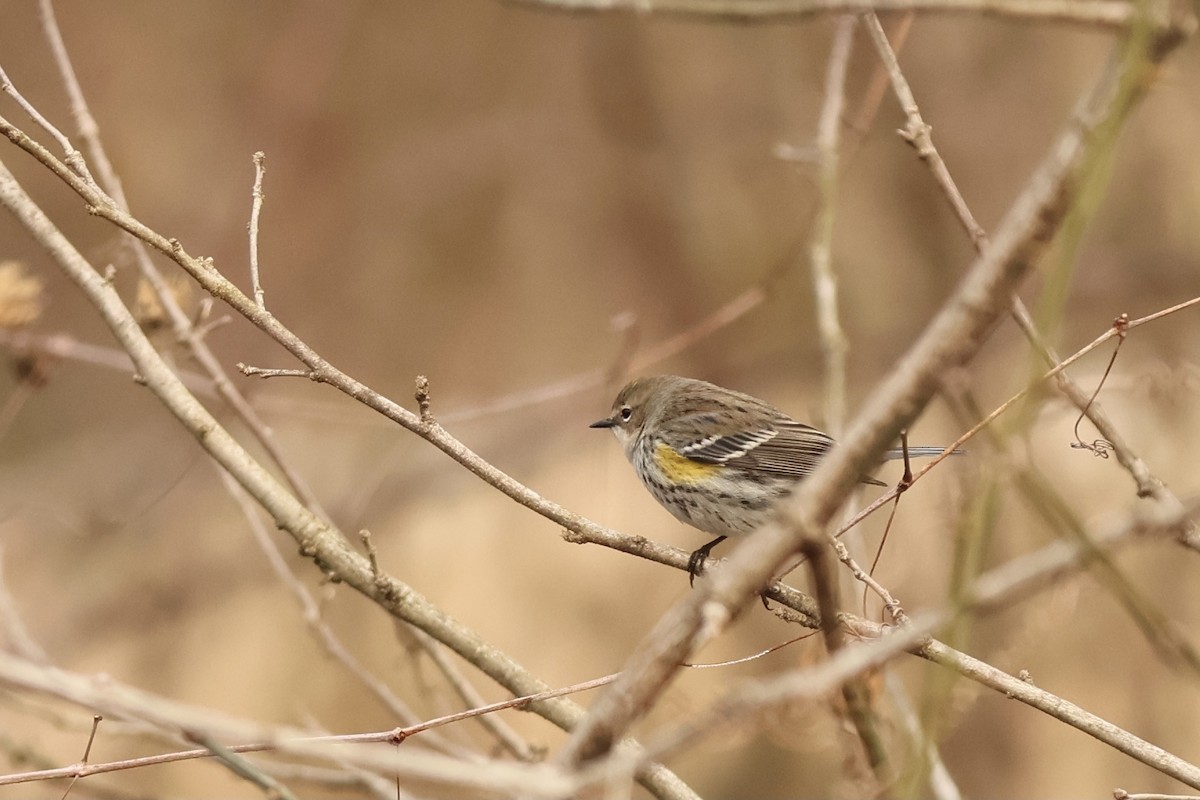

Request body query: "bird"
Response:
[590, 375, 955, 584]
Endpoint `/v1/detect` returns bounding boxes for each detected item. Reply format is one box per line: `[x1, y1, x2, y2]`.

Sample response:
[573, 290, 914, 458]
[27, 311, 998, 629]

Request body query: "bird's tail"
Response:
[882, 445, 962, 460]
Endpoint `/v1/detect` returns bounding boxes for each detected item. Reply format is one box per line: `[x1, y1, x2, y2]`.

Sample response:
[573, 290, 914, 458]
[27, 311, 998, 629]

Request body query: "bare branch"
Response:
[504, 0, 1165, 31]
[249, 152, 267, 309]
[809, 14, 855, 436]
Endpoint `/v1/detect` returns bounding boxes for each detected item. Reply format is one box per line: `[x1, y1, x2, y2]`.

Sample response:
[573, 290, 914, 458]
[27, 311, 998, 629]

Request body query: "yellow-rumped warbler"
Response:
[591, 375, 954, 583]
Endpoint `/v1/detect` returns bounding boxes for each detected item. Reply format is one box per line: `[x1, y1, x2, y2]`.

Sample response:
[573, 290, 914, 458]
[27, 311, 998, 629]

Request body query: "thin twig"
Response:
[249, 151, 267, 309]
[239, 365, 319, 380]
[834, 539, 905, 623]
[58, 715, 102, 800]
[504, 0, 1153, 30]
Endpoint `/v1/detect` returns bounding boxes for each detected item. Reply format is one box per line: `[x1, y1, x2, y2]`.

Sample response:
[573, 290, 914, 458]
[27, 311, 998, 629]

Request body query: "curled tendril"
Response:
[1072, 315, 1126, 454]
[1071, 439, 1115, 459]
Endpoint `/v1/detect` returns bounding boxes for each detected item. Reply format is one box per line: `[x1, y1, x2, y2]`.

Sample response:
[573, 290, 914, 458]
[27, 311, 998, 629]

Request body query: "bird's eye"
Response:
[619, 405, 633, 422]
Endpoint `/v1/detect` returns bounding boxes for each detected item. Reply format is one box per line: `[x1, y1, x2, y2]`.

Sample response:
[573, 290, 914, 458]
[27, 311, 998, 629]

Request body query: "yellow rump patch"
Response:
[654, 442, 721, 484]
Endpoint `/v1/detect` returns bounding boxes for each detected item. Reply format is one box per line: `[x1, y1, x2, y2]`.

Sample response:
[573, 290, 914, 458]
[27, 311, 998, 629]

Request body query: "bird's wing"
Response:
[665, 415, 836, 480]
[722, 420, 835, 478]
[676, 427, 778, 461]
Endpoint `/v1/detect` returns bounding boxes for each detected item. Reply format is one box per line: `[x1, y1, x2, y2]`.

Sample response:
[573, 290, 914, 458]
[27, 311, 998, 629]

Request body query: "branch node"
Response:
[359, 528, 380, 578]
[415, 375, 433, 423]
[63, 150, 87, 177]
[898, 119, 934, 155]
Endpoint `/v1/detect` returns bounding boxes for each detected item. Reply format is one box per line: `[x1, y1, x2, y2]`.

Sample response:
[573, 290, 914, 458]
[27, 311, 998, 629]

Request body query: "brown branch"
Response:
[808, 14, 855, 436]
[803, 531, 890, 783]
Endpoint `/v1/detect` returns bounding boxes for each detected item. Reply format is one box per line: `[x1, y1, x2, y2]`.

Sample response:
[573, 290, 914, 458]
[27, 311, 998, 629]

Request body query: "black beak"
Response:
[589, 417, 616, 429]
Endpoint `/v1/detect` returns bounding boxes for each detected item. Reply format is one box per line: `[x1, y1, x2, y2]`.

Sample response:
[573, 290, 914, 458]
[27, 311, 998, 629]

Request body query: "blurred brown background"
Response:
[1, 1, 1198, 797]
